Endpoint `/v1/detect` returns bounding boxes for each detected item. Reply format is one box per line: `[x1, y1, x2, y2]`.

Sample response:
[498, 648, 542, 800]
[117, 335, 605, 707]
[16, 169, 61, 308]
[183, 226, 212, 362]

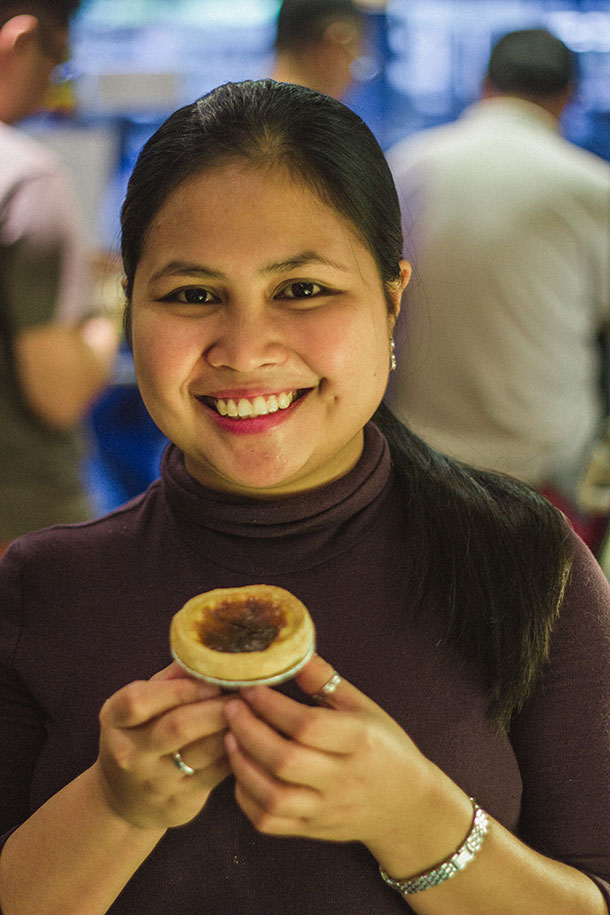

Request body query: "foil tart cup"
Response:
[171, 642, 315, 689]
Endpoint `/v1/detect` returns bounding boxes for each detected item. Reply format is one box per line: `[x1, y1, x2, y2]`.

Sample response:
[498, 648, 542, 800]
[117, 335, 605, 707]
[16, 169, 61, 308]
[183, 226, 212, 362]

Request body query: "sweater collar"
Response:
[160, 423, 394, 574]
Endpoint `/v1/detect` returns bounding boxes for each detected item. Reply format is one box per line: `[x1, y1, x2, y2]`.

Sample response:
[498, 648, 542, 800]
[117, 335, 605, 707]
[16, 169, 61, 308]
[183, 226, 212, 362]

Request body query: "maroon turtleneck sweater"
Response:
[1, 425, 609, 913]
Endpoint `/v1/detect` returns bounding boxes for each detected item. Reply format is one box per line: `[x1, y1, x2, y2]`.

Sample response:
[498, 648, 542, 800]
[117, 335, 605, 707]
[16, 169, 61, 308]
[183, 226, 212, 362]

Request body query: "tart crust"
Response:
[170, 585, 316, 686]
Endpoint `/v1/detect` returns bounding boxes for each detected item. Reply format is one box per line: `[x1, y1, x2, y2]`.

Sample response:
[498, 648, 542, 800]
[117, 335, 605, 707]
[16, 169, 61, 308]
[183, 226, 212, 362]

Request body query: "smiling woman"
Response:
[129, 160, 407, 496]
[0, 79, 609, 915]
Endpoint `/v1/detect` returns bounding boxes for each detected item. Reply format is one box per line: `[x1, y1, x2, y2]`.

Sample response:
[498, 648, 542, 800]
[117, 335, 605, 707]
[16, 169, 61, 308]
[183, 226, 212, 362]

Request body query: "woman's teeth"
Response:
[214, 391, 297, 419]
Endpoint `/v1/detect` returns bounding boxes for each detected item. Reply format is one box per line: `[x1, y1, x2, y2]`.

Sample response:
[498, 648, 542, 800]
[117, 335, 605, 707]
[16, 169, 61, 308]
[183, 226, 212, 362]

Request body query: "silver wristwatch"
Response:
[379, 798, 490, 896]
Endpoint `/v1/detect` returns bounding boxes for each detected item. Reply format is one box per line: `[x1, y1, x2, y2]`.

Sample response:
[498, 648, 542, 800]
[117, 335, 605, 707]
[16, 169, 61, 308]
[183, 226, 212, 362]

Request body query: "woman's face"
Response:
[130, 161, 410, 497]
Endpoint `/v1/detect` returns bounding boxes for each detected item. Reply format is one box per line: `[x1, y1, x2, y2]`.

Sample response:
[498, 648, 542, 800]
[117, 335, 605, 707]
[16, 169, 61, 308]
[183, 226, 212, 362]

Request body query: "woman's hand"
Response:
[95, 662, 232, 831]
[223, 654, 458, 870]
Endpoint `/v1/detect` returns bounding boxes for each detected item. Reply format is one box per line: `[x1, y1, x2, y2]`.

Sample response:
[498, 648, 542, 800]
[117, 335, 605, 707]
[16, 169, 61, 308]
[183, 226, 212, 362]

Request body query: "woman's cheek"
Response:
[132, 316, 193, 385]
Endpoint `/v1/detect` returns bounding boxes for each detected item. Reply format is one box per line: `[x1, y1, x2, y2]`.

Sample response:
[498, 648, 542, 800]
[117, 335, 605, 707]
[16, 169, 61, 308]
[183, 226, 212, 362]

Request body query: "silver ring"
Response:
[312, 671, 341, 705]
[172, 750, 196, 777]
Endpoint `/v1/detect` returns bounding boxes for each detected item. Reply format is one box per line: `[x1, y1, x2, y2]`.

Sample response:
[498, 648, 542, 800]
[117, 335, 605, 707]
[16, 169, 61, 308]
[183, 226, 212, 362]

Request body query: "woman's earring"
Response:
[390, 335, 397, 372]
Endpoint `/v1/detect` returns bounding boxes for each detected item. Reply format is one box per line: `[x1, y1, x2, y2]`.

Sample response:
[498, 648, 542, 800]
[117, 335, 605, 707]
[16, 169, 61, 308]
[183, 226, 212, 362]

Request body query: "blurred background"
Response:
[23, 0, 610, 513]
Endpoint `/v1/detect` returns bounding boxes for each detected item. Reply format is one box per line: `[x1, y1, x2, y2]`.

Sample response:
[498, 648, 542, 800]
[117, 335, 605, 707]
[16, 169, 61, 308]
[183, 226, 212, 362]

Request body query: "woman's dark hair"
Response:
[121, 79, 402, 307]
[121, 79, 573, 732]
[487, 28, 575, 97]
[373, 401, 573, 731]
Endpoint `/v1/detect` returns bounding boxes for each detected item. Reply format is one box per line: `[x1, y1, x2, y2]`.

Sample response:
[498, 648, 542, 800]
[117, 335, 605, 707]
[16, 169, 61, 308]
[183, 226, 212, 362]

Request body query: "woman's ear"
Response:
[388, 259, 411, 322]
[398, 259, 411, 292]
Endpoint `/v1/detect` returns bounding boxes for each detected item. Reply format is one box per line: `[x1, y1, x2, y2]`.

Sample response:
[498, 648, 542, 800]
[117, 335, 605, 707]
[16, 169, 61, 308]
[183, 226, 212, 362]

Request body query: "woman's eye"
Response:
[166, 287, 217, 305]
[280, 281, 324, 300]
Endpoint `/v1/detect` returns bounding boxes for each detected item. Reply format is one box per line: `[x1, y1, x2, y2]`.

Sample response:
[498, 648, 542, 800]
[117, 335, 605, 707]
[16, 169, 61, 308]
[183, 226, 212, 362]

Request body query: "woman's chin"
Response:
[185, 453, 315, 497]
[183, 426, 364, 497]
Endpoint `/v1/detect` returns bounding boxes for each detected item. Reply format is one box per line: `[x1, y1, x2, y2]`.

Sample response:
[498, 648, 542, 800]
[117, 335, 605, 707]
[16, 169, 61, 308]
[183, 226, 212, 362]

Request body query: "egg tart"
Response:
[170, 584, 315, 687]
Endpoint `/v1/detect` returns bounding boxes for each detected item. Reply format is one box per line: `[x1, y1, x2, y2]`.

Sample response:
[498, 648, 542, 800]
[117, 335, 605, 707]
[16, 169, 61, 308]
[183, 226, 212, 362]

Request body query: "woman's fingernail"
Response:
[225, 732, 239, 753]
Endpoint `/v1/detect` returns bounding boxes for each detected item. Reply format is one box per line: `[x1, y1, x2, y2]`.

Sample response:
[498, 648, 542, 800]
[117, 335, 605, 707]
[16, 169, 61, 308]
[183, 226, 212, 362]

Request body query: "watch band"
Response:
[379, 798, 490, 896]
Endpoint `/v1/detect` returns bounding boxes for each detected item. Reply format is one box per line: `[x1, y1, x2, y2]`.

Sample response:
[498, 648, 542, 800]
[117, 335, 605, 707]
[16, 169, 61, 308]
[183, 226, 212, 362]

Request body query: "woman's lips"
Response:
[201, 389, 309, 420]
[194, 388, 311, 434]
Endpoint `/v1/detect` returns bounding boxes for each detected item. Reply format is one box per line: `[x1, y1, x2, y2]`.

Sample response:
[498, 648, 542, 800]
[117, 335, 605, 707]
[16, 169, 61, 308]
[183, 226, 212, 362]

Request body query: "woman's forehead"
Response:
[139, 162, 374, 276]
[159, 160, 324, 217]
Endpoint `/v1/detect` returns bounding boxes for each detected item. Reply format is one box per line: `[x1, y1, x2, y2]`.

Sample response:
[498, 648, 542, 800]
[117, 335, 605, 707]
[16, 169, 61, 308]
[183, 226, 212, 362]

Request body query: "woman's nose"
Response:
[205, 309, 288, 372]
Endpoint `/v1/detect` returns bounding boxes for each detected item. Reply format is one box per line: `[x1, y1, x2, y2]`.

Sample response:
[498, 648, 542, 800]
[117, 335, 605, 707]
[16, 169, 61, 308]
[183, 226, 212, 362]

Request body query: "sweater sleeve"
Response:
[509, 530, 610, 906]
[0, 542, 46, 846]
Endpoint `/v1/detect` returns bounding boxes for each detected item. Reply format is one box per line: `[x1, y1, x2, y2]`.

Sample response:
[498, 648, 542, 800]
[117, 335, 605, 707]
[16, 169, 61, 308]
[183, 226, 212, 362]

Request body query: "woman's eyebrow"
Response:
[150, 262, 224, 283]
[260, 251, 348, 274]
